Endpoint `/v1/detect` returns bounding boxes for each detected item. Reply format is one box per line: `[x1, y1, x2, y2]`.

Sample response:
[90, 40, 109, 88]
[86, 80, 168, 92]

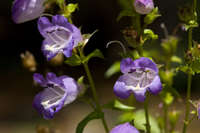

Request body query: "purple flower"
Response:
[114, 57, 162, 102]
[134, 0, 154, 14]
[38, 15, 82, 60]
[12, 0, 46, 23]
[110, 123, 140, 133]
[33, 72, 79, 119]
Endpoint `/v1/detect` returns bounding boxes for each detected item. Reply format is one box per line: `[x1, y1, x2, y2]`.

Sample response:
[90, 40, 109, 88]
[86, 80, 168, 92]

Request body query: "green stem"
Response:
[182, 25, 193, 133]
[79, 49, 109, 133]
[144, 94, 151, 133]
[182, 74, 192, 133]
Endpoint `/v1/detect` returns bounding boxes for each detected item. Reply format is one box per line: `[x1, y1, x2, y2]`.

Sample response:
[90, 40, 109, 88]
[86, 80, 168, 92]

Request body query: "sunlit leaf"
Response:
[105, 61, 121, 78]
[102, 100, 135, 111]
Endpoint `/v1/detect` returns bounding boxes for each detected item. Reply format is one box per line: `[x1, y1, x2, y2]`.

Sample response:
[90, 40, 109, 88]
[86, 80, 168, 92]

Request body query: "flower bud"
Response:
[20, 51, 37, 72]
[134, 0, 154, 14]
[49, 53, 64, 66]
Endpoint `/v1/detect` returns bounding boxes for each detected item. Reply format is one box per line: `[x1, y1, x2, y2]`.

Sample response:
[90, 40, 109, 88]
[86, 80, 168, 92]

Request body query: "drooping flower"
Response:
[38, 15, 82, 60]
[134, 0, 154, 14]
[110, 123, 140, 133]
[114, 57, 162, 102]
[12, 0, 46, 23]
[33, 72, 79, 119]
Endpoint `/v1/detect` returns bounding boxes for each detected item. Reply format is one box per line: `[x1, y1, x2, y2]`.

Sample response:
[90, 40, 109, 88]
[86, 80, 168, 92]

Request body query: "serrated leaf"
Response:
[83, 49, 104, 63]
[76, 111, 104, 133]
[64, 54, 82, 66]
[102, 100, 135, 111]
[143, 29, 158, 42]
[144, 7, 161, 25]
[105, 61, 121, 78]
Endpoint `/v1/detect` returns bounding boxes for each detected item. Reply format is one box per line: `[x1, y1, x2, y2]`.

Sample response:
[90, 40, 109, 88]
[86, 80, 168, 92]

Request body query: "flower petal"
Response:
[62, 41, 74, 57]
[114, 77, 131, 99]
[62, 77, 79, 105]
[110, 122, 139, 133]
[38, 17, 53, 37]
[33, 92, 54, 119]
[52, 15, 73, 31]
[148, 75, 162, 95]
[33, 73, 46, 87]
[120, 58, 136, 74]
[134, 57, 158, 73]
[41, 40, 58, 61]
[12, 0, 45, 23]
[71, 25, 82, 47]
[133, 89, 146, 102]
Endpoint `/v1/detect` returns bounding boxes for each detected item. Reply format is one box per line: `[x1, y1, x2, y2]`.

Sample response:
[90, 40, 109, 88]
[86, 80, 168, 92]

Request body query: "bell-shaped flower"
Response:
[38, 15, 82, 60]
[33, 72, 79, 119]
[114, 57, 162, 102]
[110, 123, 140, 133]
[12, 0, 46, 23]
[134, 0, 154, 14]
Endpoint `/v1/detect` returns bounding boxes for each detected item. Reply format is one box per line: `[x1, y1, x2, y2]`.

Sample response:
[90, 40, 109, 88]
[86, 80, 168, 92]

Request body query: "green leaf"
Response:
[171, 56, 182, 64]
[164, 92, 174, 106]
[118, 112, 135, 124]
[143, 29, 158, 42]
[169, 110, 181, 128]
[117, 0, 134, 10]
[144, 7, 161, 25]
[64, 3, 78, 17]
[183, 20, 198, 31]
[118, 110, 160, 133]
[83, 49, 104, 63]
[105, 61, 121, 78]
[133, 110, 160, 133]
[176, 65, 194, 75]
[102, 100, 135, 111]
[117, 10, 136, 21]
[76, 111, 104, 133]
[64, 54, 82, 66]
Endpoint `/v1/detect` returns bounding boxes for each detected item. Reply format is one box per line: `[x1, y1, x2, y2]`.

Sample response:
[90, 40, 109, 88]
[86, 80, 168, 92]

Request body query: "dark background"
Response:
[1, 0, 200, 133]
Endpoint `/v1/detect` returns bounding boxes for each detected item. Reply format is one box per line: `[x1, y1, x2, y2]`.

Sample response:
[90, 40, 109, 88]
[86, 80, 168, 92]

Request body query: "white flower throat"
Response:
[125, 68, 156, 91]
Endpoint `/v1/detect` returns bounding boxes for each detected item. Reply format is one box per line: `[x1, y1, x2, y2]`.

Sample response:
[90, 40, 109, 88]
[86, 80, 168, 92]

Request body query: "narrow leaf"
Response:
[102, 100, 135, 111]
[83, 49, 104, 63]
[105, 61, 121, 78]
[76, 111, 104, 133]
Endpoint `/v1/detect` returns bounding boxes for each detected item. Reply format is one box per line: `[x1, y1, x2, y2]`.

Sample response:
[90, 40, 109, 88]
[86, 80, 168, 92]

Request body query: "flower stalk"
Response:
[144, 94, 151, 133]
[79, 48, 109, 133]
